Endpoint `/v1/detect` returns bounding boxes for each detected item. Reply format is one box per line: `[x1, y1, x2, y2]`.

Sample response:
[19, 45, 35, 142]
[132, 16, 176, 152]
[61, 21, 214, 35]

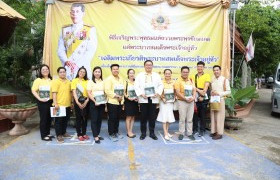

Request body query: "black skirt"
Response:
[124, 98, 139, 116]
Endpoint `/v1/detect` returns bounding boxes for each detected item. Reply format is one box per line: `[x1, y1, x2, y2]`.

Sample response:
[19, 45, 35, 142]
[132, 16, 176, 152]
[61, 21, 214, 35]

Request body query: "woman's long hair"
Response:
[75, 66, 88, 80]
[92, 66, 103, 83]
[38, 64, 52, 80]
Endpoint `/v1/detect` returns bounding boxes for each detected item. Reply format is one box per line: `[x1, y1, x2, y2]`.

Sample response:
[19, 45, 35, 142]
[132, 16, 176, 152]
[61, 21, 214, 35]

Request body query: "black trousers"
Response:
[90, 101, 105, 138]
[74, 102, 89, 137]
[107, 103, 122, 136]
[55, 107, 71, 136]
[194, 101, 208, 132]
[37, 100, 53, 139]
[140, 98, 157, 135]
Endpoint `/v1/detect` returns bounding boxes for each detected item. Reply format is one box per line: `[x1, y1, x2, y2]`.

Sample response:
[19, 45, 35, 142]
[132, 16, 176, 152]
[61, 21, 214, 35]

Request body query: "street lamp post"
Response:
[230, 0, 238, 87]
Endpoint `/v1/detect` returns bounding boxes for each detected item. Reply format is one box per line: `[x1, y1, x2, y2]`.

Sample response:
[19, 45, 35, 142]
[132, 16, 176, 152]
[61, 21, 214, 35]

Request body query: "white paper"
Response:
[76, 84, 84, 98]
[164, 88, 175, 102]
[39, 85, 50, 100]
[94, 91, 106, 104]
[144, 83, 155, 97]
[210, 96, 221, 103]
[128, 86, 137, 98]
[184, 85, 193, 99]
[50, 106, 66, 117]
[114, 84, 124, 96]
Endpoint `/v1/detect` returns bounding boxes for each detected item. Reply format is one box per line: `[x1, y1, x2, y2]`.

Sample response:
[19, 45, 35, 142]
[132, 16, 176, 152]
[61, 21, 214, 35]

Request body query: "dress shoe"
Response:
[127, 134, 136, 138]
[95, 139, 101, 144]
[149, 134, 158, 140]
[98, 136, 104, 140]
[210, 133, 217, 137]
[212, 134, 222, 140]
[178, 134, 184, 140]
[140, 134, 146, 140]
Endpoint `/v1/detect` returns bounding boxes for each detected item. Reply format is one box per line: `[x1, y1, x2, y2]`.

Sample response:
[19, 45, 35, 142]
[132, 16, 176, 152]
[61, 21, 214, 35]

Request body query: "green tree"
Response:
[0, 0, 45, 88]
[236, 1, 280, 77]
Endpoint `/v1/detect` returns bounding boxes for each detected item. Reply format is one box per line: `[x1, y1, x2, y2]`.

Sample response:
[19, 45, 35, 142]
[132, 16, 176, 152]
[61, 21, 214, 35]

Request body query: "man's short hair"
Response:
[57, 67, 66, 73]
[197, 61, 205, 66]
[144, 60, 153, 66]
[181, 66, 190, 72]
[71, 3, 85, 12]
[213, 65, 221, 70]
[110, 64, 119, 70]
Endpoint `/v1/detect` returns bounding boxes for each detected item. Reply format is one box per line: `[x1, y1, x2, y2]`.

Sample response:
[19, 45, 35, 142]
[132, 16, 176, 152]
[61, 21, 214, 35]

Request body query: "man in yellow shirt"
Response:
[52, 67, 72, 143]
[191, 61, 211, 137]
[104, 64, 126, 142]
[174, 66, 196, 141]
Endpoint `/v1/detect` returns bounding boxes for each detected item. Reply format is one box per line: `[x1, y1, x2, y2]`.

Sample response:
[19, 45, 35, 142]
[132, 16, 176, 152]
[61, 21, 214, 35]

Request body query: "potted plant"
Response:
[224, 86, 259, 130]
[0, 102, 37, 136]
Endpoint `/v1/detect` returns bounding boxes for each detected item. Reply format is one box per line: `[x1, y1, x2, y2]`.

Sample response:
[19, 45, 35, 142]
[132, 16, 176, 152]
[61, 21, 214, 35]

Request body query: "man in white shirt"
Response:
[210, 65, 231, 140]
[135, 60, 163, 140]
[57, 3, 97, 80]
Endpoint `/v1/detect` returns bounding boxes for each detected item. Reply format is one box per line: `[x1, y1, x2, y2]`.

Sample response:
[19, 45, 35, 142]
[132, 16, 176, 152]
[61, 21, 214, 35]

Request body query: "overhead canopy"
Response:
[0, 0, 26, 45]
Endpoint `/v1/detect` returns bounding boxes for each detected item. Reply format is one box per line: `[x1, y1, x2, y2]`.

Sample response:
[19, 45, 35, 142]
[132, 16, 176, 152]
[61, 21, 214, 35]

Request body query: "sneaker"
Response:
[78, 136, 85, 141]
[63, 133, 72, 139]
[116, 133, 124, 139]
[57, 135, 64, 143]
[83, 135, 90, 140]
[178, 134, 184, 140]
[188, 135, 195, 141]
[109, 134, 118, 142]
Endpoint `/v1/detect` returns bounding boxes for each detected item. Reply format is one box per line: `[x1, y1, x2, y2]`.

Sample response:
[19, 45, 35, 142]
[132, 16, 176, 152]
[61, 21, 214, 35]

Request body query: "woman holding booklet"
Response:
[31, 64, 54, 141]
[156, 69, 175, 141]
[71, 66, 90, 141]
[124, 69, 138, 138]
[87, 66, 106, 144]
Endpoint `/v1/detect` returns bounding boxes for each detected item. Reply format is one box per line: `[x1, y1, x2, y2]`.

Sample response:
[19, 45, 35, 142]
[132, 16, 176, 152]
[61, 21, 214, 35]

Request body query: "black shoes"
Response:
[149, 134, 158, 140]
[127, 134, 136, 138]
[198, 131, 205, 137]
[178, 134, 184, 140]
[95, 139, 101, 144]
[140, 134, 146, 140]
[98, 136, 104, 140]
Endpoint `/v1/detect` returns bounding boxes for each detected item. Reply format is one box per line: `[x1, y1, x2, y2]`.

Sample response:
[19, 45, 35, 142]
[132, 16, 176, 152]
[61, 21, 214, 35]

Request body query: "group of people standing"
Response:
[31, 60, 231, 144]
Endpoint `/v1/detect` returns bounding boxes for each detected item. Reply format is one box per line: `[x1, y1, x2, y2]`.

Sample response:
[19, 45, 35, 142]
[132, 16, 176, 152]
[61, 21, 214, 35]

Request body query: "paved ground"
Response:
[0, 88, 280, 179]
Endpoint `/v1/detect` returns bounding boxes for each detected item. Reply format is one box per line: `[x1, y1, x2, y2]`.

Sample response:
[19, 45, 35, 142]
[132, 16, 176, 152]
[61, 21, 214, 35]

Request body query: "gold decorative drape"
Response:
[43, 0, 231, 78]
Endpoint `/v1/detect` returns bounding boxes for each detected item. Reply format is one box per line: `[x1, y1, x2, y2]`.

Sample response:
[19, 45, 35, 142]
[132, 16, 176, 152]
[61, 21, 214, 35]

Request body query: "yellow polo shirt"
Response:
[87, 79, 104, 96]
[31, 78, 53, 99]
[174, 77, 195, 100]
[104, 75, 126, 105]
[71, 78, 88, 97]
[191, 73, 211, 89]
[52, 78, 72, 107]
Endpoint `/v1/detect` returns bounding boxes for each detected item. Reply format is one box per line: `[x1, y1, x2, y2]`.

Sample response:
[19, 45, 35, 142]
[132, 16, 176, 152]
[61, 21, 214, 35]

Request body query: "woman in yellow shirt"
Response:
[87, 67, 105, 144]
[31, 64, 53, 141]
[71, 66, 90, 141]
[156, 69, 175, 141]
[124, 69, 138, 138]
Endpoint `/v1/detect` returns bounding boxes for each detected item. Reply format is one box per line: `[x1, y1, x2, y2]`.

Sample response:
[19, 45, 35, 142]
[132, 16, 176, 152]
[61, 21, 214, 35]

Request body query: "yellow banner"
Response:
[49, 1, 224, 80]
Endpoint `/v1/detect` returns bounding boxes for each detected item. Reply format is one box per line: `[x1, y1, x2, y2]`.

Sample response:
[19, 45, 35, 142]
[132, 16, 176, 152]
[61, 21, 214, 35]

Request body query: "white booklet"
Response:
[50, 106, 66, 117]
[210, 96, 221, 103]
[164, 89, 175, 102]
[39, 85, 50, 100]
[127, 86, 137, 99]
[144, 83, 155, 97]
[76, 84, 84, 98]
[94, 91, 106, 105]
[184, 85, 193, 100]
[114, 85, 124, 96]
